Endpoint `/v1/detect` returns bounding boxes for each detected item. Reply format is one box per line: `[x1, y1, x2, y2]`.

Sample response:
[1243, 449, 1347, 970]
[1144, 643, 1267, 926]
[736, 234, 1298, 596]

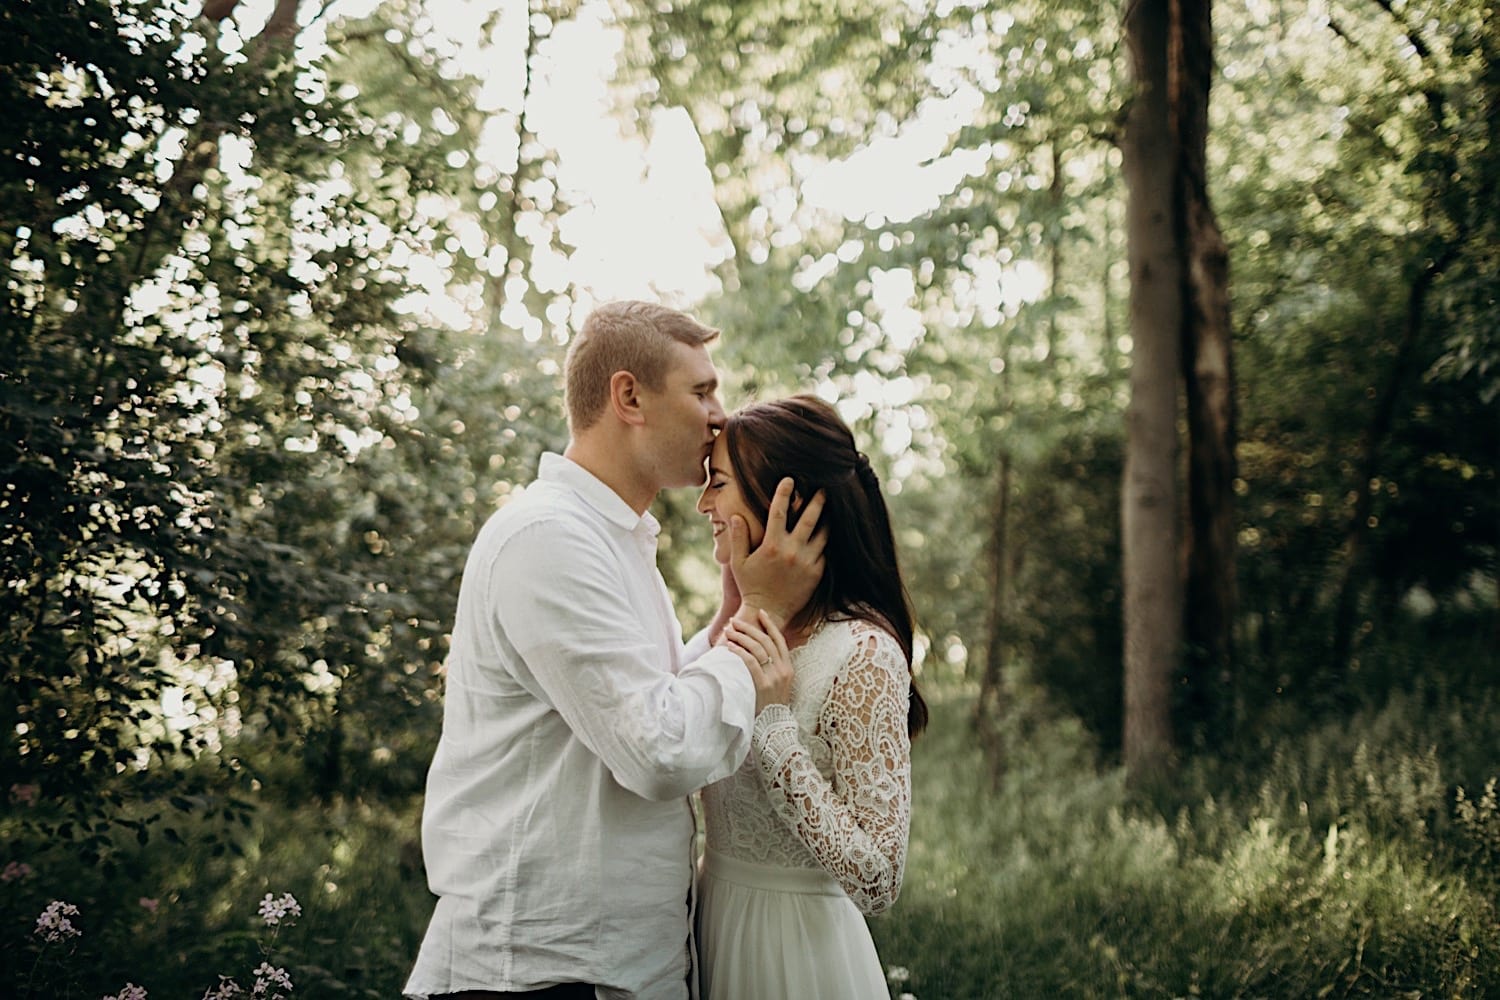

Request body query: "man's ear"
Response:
[608, 370, 647, 426]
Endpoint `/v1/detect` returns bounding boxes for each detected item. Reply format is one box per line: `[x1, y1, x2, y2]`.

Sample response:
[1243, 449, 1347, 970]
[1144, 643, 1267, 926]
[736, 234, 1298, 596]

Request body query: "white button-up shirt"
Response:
[404, 453, 755, 1000]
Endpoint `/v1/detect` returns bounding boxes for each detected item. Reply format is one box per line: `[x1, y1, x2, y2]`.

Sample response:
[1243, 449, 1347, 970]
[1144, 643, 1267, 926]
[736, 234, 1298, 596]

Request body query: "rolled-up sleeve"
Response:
[495, 518, 754, 800]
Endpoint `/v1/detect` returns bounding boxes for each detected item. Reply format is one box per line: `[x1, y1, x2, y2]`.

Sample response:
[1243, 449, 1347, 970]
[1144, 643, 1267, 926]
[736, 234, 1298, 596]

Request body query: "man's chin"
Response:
[676, 467, 709, 489]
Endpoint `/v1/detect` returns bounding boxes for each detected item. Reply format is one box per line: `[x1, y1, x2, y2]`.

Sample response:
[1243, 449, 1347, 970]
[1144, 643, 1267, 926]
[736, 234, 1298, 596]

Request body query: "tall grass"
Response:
[5, 678, 1497, 997]
[872, 680, 1500, 998]
[2, 796, 432, 998]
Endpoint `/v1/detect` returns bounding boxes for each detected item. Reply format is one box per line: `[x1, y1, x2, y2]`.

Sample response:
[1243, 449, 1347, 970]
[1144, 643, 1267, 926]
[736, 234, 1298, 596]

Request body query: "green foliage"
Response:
[635, 0, 1496, 762]
[7, 678, 1497, 997]
[1219, 1, 1498, 718]
[873, 686, 1500, 999]
[1, 0, 1496, 993]
[0, 0, 589, 874]
[2, 793, 430, 997]
[0, 0, 349, 860]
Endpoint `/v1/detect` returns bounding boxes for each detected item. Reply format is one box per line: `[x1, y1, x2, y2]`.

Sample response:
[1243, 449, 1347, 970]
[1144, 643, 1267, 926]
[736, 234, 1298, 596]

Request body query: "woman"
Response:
[696, 394, 928, 1000]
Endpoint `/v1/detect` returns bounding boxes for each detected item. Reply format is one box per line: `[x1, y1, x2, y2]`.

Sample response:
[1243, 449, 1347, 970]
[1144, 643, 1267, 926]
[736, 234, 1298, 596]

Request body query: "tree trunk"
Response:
[975, 446, 1013, 776]
[1049, 140, 1064, 360]
[975, 310, 1015, 769]
[1121, 0, 1181, 779]
[1173, 0, 1238, 749]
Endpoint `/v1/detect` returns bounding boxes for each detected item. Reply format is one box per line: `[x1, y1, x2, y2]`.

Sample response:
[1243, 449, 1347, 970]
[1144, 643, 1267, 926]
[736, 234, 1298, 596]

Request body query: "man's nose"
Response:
[708, 397, 727, 428]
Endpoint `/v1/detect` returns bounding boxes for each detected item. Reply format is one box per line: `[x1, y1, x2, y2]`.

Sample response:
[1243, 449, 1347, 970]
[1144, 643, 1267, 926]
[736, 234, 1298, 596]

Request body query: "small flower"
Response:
[138, 896, 160, 913]
[251, 962, 293, 997]
[34, 900, 82, 942]
[201, 977, 243, 1000]
[256, 892, 301, 928]
[886, 965, 912, 986]
[2, 860, 33, 882]
[9, 783, 39, 807]
[103, 984, 149, 1000]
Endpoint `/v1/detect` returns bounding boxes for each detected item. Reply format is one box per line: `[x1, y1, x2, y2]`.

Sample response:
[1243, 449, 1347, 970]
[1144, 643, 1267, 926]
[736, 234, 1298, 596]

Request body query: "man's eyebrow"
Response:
[692, 376, 719, 391]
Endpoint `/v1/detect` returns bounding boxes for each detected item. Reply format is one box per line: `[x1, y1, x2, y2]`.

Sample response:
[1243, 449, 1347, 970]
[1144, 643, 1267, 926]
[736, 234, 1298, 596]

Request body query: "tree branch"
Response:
[202, 0, 241, 21]
[264, 0, 301, 39]
[1369, 0, 1431, 60]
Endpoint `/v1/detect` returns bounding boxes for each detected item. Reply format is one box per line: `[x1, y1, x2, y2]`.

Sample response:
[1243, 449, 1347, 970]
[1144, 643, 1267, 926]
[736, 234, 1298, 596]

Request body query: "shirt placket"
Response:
[632, 522, 700, 999]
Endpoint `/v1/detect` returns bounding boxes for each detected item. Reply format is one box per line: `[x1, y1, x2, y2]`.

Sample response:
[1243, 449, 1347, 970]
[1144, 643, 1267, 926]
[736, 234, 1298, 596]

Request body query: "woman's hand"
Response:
[722, 610, 794, 715]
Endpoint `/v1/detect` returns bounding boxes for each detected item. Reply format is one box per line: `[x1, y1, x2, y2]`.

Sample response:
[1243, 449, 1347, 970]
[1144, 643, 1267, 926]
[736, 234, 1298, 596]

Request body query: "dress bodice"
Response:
[700, 617, 913, 915]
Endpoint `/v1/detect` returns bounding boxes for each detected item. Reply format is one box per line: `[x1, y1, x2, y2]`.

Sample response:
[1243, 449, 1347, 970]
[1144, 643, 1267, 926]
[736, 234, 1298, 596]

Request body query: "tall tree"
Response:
[1120, 0, 1181, 777]
[1175, 0, 1237, 748]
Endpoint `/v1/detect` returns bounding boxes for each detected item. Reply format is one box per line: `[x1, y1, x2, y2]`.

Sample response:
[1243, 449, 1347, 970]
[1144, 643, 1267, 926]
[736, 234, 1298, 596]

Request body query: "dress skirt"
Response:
[696, 849, 891, 1000]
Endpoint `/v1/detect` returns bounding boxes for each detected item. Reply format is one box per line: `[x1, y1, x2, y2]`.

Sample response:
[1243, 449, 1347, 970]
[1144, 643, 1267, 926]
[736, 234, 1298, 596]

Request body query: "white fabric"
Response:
[405, 453, 757, 1000]
[697, 851, 889, 1000]
[697, 617, 912, 1000]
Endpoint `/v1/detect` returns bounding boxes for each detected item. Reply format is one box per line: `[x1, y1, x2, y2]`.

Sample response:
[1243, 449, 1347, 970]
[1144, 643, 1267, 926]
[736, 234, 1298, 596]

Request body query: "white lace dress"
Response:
[696, 617, 912, 1000]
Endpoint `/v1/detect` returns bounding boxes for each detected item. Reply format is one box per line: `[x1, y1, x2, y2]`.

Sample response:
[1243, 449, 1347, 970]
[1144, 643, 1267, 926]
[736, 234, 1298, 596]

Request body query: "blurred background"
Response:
[2, 0, 1495, 996]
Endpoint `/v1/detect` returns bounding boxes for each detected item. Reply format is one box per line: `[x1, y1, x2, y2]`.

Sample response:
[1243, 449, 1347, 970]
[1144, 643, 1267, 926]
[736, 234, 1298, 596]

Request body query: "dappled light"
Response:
[2, 0, 1495, 996]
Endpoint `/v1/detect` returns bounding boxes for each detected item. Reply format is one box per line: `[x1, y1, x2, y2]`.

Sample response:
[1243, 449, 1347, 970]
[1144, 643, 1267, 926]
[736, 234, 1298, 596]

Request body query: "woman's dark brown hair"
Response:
[722, 394, 928, 738]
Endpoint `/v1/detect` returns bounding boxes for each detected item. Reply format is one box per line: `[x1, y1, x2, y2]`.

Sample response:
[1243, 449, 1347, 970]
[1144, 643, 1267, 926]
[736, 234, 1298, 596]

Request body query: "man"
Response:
[404, 301, 825, 1000]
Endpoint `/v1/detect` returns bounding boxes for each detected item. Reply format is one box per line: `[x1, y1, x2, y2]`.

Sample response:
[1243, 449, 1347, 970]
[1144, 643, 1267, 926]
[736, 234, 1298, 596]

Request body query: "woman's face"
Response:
[696, 434, 766, 564]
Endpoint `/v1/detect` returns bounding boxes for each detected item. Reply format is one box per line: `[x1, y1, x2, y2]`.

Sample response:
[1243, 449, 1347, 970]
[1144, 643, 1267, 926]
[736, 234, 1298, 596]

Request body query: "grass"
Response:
[5, 677, 1498, 998]
[871, 681, 1500, 999]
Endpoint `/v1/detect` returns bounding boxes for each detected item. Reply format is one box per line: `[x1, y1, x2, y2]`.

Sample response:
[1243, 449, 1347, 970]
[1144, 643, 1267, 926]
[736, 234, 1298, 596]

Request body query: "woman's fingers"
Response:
[724, 620, 770, 662]
[725, 618, 792, 712]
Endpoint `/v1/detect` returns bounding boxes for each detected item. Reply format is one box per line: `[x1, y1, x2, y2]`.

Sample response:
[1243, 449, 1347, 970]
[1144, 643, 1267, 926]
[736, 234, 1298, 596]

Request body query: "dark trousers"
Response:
[431, 987, 596, 1000]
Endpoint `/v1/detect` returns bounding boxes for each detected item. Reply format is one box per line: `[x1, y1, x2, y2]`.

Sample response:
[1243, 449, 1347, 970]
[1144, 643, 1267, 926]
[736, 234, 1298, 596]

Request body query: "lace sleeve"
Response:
[750, 626, 912, 915]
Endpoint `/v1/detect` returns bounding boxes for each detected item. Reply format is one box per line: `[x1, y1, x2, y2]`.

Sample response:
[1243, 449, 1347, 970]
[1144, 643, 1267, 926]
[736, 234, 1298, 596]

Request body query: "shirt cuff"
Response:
[687, 643, 757, 736]
[683, 627, 712, 664]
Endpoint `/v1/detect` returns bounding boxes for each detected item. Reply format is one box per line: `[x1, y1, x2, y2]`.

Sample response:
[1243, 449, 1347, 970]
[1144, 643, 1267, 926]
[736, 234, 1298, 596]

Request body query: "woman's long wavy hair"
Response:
[722, 394, 928, 738]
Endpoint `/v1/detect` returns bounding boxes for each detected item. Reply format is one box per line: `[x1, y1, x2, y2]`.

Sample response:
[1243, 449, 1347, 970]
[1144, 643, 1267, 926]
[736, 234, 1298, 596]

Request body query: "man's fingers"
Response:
[765, 478, 796, 535]
[802, 525, 829, 561]
[789, 489, 827, 541]
[728, 515, 751, 566]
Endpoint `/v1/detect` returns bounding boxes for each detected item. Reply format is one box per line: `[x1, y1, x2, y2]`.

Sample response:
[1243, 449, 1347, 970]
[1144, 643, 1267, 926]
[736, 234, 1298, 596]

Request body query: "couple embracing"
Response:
[403, 301, 927, 1000]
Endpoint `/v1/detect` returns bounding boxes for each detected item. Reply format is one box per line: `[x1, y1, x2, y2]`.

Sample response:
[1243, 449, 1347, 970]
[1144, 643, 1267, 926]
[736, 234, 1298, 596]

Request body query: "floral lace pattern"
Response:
[701, 617, 912, 915]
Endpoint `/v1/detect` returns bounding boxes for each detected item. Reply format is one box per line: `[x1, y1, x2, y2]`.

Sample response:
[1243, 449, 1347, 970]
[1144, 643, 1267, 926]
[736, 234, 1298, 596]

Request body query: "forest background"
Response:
[2, 0, 1496, 997]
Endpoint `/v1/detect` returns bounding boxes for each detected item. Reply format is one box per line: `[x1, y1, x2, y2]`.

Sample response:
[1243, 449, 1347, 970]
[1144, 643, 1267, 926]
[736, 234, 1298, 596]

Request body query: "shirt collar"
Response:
[538, 452, 661, 537]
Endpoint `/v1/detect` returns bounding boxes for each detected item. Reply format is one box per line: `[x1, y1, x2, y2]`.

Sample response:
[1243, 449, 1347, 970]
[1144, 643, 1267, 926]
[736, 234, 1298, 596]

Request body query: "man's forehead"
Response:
[668, 342, 719, 385]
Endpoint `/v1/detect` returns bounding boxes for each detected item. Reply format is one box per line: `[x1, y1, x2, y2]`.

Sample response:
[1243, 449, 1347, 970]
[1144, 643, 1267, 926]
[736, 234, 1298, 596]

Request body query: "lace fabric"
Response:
[700, 617, 912, 916]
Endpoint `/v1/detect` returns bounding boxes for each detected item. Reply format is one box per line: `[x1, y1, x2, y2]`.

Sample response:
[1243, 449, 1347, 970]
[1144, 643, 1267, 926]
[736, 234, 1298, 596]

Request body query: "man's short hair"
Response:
[564, 301, 720, 432]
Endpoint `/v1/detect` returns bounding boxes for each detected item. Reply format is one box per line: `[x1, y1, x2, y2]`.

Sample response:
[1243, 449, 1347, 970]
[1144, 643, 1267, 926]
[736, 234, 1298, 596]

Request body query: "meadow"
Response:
[8, 658, 1497, 999]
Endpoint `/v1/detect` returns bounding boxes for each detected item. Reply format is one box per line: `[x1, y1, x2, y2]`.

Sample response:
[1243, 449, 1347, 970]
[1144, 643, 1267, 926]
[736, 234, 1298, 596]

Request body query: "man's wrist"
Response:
[733, 602, 788, 630]
[708, 609, 734, 643]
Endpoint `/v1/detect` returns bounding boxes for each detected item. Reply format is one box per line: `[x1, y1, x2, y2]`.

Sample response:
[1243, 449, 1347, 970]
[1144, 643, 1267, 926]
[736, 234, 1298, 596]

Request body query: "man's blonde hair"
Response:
[564, 301, 720, 431]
